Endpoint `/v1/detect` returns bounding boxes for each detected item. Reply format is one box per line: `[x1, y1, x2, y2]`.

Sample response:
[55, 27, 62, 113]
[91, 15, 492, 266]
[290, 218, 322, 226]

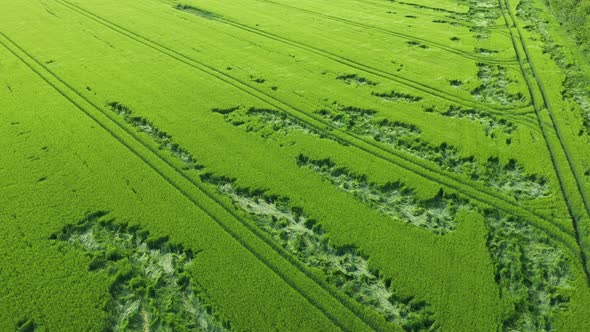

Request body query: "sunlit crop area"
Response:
[1, 0, 590, 330]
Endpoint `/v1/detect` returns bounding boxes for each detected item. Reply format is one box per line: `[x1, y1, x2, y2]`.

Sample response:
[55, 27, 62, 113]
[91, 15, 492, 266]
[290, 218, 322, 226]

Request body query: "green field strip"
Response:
[172, 0, 491, 81]
[498, 0, 590, 283]
[66, 0, 539, 135]
[0, 33, 376, 331]
[166, 2, 512, 113]
[502, 0, 590, 207]
[310, 0, 508, 38]
[381, 0, 470, 14]
[196, 0, 475, 51]
[53, 0, 578, 240]
[507, 0, 590, 244]
[168, 1, 521, 115]
[169, 0, 541, 129]
[168, 1, 520, 112]
[328, 0, 511, 41]
[162, 0, 540, 135]
[516, 0, 590, 228]
[249, 0, 517, 65]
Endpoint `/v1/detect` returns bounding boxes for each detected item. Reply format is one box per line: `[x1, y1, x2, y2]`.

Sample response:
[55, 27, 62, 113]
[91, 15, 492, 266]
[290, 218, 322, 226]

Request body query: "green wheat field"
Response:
[2, 0, 590, 331]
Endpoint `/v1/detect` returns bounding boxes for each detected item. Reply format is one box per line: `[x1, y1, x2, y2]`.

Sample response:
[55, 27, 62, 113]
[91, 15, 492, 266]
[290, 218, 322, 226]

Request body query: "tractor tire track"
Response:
[505, 0, 590, 223]
[251, 0, 517, 65]
[54, 0, 583, 263]
[0, 32, 379, 332]
[499, 0, 590, 283]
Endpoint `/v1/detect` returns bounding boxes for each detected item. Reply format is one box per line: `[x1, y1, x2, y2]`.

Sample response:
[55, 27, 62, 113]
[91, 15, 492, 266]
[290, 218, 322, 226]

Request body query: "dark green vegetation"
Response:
[544, 0, 590, 56]
[427, 105, 516, 138]
[484, 211, 573, 331]
[1, 0, 590, 330]
[471, 63, 528, 107]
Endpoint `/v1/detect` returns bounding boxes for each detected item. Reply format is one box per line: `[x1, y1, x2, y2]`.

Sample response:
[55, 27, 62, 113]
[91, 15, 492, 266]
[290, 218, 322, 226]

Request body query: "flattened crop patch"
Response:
[297, 154, 472, 235]
[200, 174, 438, 330]
[50, 211, 230, 331]
[317, 105, 548, 199]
